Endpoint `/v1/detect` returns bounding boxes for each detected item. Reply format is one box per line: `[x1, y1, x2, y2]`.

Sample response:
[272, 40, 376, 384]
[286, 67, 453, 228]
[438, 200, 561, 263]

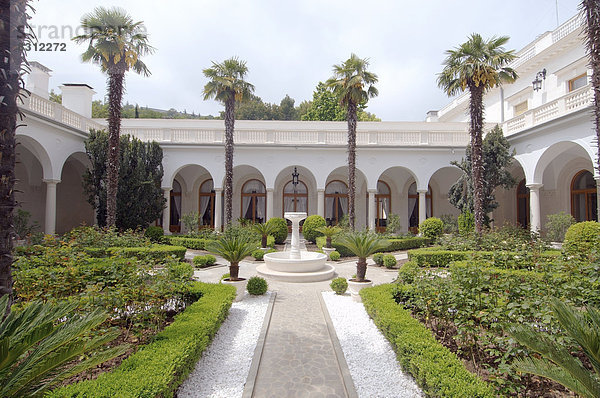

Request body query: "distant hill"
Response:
[92, 101, 219, 120]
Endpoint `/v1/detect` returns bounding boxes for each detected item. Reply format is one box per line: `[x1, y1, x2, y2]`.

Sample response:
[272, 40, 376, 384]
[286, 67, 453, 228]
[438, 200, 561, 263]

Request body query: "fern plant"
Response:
[507, 297, 600, 398]
[0, 295, 128, 397]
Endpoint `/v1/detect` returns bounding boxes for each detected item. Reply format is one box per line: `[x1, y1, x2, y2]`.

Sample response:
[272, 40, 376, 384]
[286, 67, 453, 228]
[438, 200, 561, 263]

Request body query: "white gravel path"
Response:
[322, 291, 423, 398]
[177, 292, 270, 398]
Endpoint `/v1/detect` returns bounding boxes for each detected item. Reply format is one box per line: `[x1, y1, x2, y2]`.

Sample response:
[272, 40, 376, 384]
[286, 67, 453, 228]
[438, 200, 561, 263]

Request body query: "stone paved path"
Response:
[190, 249, 405, 398]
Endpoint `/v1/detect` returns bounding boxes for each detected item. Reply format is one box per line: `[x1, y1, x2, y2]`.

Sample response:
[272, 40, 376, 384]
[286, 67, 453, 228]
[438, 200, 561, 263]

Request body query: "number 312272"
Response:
[25, 42, 66, 52]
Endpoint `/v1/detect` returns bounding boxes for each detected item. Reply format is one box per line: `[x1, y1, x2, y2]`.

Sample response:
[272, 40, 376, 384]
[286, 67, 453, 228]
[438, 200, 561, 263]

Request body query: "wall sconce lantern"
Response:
[532, 69, 546, 91]
[292, 166, 299, 195]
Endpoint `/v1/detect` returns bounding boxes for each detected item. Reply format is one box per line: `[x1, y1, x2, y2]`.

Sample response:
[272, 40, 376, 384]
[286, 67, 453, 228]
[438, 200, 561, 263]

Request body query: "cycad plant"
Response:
[251, 222, 276, 248]
[316, 225, 342, 248]
[206, 235, 256, 281]
[336, 230, 388, 282]
[0, 295, 128, 397]
[507, 297, 600, 398]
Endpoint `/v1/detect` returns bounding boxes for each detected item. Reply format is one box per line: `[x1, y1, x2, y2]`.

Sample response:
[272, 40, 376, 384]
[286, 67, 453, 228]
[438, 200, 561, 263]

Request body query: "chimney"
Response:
[26, 61, 52, 99]
[425, 110, 439, 122]
[59, 84, 96, 118]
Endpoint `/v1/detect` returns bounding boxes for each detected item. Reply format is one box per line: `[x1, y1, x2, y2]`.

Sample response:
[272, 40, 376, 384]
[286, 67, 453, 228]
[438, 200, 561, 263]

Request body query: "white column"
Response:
[266, 188, 274, 221]
[596, 177, 600, 221]
[162, 188, 171, 235]
[368, 189, 376, 230]
[43, 179, 60, 234]
[214, 188, 223, 232]
[418, 190, 427, 226]
[317, 189, 325, 218]
[527, 183, 543, 233]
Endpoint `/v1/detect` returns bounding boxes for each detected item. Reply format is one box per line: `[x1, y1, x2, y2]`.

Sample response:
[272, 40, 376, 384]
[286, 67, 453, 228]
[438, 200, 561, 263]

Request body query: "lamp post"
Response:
[532, 69, 546, 91]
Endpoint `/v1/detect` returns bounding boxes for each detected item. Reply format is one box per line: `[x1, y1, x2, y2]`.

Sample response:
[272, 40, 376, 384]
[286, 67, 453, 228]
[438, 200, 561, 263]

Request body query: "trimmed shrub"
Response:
[563, 221, 600, 256]
[317, 236, 431, 257]
[383, 254, 397, 269]
[193, 254, 216, 268]
[361, 284, 495, 398]
[458, 211, 475, 235]
[302, 215, 326, 243]
[166, 236, 209, 250]
[544, 212, 575, 242]
[48, 282, 235, 398]
[330, 277, 348, 295]
[373, 252, 385, 266]
[419, 217, 444, 240]
[329, 251, 340, 261]
[267, 217, 288, 244]
[144, 226, 164, 242]
[108, 245, 187, 261]
[397, 261, 420, 284]
[247, 276, 268, 295]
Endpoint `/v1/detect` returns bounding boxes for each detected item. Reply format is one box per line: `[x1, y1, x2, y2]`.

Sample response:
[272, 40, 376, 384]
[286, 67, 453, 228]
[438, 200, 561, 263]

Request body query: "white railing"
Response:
[552, 14, 584, 43]
[21, 94, 104, 133]
[504, 85, 593, 135]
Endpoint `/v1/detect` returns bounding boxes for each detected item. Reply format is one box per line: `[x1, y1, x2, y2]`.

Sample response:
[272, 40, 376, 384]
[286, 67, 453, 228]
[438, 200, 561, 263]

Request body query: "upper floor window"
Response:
[569, 74, 588, 92]
[514, 101, 528, 116]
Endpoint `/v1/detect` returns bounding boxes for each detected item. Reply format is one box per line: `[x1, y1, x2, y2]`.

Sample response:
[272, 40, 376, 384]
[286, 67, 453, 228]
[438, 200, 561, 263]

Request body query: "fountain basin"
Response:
[263, 251, 328, 273]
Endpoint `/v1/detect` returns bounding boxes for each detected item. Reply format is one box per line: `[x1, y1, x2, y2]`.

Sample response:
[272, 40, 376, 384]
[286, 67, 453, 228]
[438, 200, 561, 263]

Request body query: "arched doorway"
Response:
[516, 179, 530, 228]
[571, 170, 598, 222]
[375, 180, 391, 233]
[241, 179, 266, 223]
[325, 180, 348, 226]
[283, 180, 308, 214]
[170, 180, 182, 232]
[198, 179, 215, 228]
[408, 182, 432, 234]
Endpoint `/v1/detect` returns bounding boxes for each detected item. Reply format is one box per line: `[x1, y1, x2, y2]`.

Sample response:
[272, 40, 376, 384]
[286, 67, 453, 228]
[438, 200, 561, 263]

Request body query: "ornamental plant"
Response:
[330, 277, 348, 295]
[251, 222, 276, 248]
[329, 251, 341, 261]
[247, 276, 268, 295]
[206, 235, 256, 281]
[563, 221, 600, 257]
[266, 217, 288, 244]
[302, 215, 326, 243]
[383, 254, 397, 269]
[193, 254, 216, 268]
[316, 225, 342, 248]
[419, 217, 443, 240]
[336, 230, 389, 282]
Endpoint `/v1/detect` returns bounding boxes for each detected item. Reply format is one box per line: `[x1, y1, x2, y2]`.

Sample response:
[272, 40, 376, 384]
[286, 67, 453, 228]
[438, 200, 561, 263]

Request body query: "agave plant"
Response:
[508, 297, 600, 398]
[335, 230, 389, 282]
[0, 295, 128, 397]
[316, 225, 342, 248]
[206, 235, 256, 281]
[251, 222, 276, 248]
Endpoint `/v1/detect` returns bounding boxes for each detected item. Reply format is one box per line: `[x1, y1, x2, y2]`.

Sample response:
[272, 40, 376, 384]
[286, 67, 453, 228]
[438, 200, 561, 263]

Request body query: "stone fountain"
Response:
[257, 212, 335, 282]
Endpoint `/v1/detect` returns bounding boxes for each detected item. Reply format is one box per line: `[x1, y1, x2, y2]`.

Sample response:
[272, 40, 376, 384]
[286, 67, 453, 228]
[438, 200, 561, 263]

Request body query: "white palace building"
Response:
[16, 14, 598, 236]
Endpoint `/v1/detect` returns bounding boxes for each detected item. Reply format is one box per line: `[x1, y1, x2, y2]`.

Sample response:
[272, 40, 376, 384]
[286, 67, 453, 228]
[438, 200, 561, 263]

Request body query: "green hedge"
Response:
[165, 236, 210, 250]
[317, 236, 430, 257]
[407, 248, 561, 268]
[108, 245, 187, 261]
[360, 284, 495, 398]
[48, 282, 236, 398]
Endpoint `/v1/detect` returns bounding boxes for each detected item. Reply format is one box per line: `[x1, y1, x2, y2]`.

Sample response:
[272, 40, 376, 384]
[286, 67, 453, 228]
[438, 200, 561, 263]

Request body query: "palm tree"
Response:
[508, 297, 600, 398]
[437, 34, 517, 234]
[206, 235, 256, 281]
[0, 0, 34, 310]
[336, 230, 388, 282]
[316, 225, 342, 248]
[581, 0, 600, 219]
[326, 54, 378, 230]
[203, 58, 254, 227]
[73, 7, 154, 228]
[0, 295, 128, 397]
[252, 222, 276, 248]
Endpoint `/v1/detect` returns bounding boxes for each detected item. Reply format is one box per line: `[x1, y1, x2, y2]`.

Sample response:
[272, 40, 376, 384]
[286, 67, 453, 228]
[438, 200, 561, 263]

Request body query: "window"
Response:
[241, 179, 266, 223]
[569, 74, 588, 92]
[170, 180, 182, 232]
[571, 170, 598, 222]
[325, 180, 348, 226]
[408, 182, 432, 234]
[516, 179, 530, 228]
[375, 180, 391, 233]
[283, 180, 308, 214]
[514, 101, 528, 116]
[198, 179, 215, 228]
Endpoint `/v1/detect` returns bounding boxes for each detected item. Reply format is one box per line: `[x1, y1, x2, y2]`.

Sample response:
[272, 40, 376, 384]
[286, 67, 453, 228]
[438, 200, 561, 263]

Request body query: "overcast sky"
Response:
[28, 0, 580, 121]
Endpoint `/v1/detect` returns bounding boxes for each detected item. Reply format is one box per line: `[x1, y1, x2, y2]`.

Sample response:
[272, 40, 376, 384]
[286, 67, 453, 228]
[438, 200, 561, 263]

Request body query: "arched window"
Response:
[241, 179, 266, 223]
[325, 180, 348, 226]
[198, 179, 215, 228]
[283, 180, 308, 214]
[408, 182, 432, 233]
[170, 180, 182, 232]
[571, 170, 598, 222]
[375, 180, 391, 233]
[516, 179, 530, 228]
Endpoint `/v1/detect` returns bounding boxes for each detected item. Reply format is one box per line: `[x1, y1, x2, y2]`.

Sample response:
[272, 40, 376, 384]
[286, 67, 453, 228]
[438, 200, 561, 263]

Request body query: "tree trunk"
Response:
[224, 97, 235, 227]
[347, 101, 358, 230]
[355, 257, 367, 282]
[468, 84, 485, 234]
[582, 0, 600, 214]
[0, 0, 30, 312]
[229, 261, 240, 281]
[326, 236, 332, 248]
[261, 234, 267, 248]
[106, 66, 125, 228]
